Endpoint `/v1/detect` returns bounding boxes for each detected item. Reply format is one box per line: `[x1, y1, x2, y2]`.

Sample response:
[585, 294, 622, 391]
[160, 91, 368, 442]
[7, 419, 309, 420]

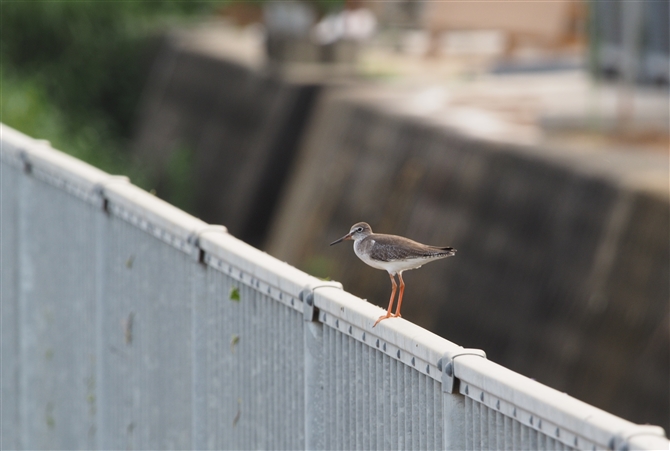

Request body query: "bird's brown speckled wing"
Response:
[367, 234, 455, 262]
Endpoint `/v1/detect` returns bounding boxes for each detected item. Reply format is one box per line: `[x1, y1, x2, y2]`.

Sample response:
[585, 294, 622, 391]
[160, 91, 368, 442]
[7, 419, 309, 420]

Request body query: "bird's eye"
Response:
[357, 227, 363, 232]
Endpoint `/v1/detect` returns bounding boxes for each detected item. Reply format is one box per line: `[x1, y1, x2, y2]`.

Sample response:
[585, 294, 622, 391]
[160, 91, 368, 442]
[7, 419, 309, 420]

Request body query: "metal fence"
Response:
[1, 123, 668, 450]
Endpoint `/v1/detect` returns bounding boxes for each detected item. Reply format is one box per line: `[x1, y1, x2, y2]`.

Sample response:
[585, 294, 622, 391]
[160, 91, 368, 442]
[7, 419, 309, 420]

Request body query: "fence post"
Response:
[304, 320, 325, 450]
[303, 288, 325, 450]
[440, 349, 486, 450]
[443, 392, 466, 450]
[95, 188, 108, 449]
[191, 263, 208, 450]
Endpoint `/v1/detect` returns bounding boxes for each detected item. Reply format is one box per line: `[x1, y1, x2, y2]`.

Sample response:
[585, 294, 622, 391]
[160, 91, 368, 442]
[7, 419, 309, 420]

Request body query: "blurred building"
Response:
[591, 0, 669, 84]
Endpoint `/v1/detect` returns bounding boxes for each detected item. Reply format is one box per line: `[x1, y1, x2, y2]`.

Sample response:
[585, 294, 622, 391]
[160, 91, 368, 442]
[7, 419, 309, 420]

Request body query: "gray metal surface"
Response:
[318, 323, 443, 450]
[192, 264, 305, 450]
[1, 154, 20, 450]
[97, 215, 194, 449]
[17, 169, 99, 449]
[1, 123, 668, 450]
[462, 396, 572, 451]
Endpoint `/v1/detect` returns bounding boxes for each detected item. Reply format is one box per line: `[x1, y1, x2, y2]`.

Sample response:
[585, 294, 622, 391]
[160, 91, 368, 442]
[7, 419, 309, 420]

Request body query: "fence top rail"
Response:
[1, 125, 109, 198]
[1, 125, 210, 252]
[1, 123, 667, 451]
[455, 354, 667, 450]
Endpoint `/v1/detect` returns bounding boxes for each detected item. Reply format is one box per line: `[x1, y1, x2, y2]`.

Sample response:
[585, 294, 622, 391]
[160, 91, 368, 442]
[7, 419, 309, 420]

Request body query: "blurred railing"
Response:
[1, 123, 667, 450]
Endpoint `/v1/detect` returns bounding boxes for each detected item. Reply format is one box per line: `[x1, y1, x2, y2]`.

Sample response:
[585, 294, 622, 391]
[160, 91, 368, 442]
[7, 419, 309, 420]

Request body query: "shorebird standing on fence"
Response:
[330, 222, 456, 327]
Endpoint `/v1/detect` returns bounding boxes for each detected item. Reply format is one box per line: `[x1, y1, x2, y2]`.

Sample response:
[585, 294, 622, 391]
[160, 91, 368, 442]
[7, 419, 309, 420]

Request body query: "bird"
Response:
[330, 222, 456, 327]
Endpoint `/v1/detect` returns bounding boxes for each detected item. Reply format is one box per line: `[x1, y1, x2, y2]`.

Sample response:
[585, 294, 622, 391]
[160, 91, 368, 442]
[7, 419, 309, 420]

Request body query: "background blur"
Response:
[2, 0, 668, 432]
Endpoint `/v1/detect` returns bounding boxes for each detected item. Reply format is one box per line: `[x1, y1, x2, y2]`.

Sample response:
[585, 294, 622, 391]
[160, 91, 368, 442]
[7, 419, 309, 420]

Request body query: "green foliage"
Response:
[229, 287, 241, 302]
[0, 2, 218, 188]
[302, 255, 335, 280]
[230, 334, 240, 352]
[1, 2, 214, 135]
[1, 69, 150, 187]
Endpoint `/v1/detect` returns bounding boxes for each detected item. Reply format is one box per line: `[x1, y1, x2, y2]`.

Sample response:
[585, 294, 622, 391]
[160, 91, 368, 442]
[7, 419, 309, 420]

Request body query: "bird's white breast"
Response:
[354, 239, 386, 270]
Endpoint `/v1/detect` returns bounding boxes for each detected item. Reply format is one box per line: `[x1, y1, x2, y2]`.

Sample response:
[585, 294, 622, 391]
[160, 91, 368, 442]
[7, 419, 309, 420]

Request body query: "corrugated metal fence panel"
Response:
[318, 323, 444, 451]
[1, 147, 21, 450]
[15, 163, 99, 449]
[463, 396, 573, 451]
[96, 213, 195, 449]
[192, 264, 305, 450]
[194, 229, 315, 449]
[307, 287, 459, 451]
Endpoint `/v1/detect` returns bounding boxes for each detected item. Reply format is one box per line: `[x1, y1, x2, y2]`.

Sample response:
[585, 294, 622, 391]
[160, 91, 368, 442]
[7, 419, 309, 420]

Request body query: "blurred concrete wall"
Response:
[133, 29, 322, 247]
[132, 26, 668, 431]
[265, 87, 669, 430]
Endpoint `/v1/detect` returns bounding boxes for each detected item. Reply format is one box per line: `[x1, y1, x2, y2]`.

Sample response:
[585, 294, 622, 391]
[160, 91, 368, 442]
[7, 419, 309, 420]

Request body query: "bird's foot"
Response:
[373, 314, 393, 328]
[392, 313, 402, 318]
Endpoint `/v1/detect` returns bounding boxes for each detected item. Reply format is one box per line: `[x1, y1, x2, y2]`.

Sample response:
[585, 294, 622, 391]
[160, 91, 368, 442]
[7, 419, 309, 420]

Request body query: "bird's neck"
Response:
[353, 237, 370, 254]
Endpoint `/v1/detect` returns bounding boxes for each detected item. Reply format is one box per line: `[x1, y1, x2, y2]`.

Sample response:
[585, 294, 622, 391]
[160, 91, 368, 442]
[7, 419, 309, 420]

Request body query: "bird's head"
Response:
[330, 222, 372, 245]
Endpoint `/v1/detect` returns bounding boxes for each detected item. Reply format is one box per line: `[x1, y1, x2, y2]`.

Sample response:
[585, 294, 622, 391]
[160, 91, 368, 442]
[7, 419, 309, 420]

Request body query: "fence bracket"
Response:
[300, 281, 343, 322]
[18, 150, 32, 174]
[438, 348, 487, 394]
[609, 425, 667, 451]
[187, 225, 228, 263]
[92, 176, 131, 212]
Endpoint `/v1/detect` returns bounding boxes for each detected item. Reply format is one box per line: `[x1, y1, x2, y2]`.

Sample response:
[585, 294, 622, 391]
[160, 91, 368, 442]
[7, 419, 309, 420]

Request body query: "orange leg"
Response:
[393, 272, 405, 317]
[373, 273, 397, 327]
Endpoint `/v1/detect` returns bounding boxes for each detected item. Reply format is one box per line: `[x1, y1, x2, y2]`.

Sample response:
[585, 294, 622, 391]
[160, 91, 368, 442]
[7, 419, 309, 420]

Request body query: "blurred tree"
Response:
[1, 2, 214, 139]
[1, 1, 220, 194]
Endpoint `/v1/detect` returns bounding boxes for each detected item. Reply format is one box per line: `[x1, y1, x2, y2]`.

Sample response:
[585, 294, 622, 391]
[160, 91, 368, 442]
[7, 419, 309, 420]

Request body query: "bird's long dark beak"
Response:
[330, 232, 353, 246]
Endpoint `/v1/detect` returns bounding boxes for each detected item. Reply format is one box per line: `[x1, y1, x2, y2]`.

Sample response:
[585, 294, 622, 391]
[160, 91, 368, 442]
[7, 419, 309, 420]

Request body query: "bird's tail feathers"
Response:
[438, 246, 456, 256]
